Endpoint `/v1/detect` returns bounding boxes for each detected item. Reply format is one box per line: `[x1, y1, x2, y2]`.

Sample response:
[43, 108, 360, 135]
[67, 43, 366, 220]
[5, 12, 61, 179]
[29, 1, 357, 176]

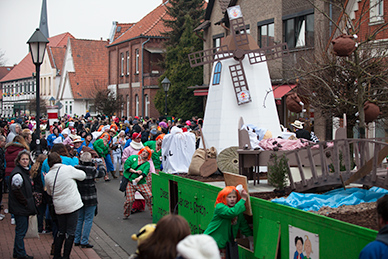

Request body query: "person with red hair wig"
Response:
[122, 146, 153, 219]
[144, 133, 165, 173]
[204, 186, 253, 258]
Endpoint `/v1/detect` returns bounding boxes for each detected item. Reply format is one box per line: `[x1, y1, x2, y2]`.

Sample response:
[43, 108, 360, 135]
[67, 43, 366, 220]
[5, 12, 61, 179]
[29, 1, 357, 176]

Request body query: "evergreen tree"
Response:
[154, 0, 205, 119]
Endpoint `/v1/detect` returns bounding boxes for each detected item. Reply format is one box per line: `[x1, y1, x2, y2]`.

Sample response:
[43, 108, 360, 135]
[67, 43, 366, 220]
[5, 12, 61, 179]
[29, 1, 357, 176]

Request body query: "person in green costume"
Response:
[144, 133, 164, 173]
[204, 186, 253, 258]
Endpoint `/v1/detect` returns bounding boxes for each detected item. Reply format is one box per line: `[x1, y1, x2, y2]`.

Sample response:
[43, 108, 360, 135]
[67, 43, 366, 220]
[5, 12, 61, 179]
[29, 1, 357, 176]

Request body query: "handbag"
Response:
[225, 224, 239, 259]
[32, 191, 43, 207]
[47, 166, 62, 221]
[119, 164, 142, 192]
[25, 215, 39, 239]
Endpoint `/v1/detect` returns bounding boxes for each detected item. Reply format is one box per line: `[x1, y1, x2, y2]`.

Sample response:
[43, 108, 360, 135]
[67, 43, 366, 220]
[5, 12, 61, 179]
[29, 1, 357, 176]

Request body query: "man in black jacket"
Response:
[74, 152, 105, 248]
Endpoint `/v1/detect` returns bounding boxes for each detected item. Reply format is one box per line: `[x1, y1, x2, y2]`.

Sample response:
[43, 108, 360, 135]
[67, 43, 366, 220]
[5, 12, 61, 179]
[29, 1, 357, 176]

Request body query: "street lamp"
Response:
[27, 28, 49, 156]
[161, 77, 171, 115]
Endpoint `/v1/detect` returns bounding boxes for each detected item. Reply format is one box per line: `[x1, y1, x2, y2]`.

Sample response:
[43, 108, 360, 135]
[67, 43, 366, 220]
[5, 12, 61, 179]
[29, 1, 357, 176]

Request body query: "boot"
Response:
[111, 171, 117, 179]
[53, 233, 66, 259]
[62, 234, 75, 259]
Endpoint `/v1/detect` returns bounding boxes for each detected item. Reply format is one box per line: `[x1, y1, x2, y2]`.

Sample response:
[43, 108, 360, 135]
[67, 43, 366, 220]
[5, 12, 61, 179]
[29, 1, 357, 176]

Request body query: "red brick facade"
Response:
[107, 2, 172, 119]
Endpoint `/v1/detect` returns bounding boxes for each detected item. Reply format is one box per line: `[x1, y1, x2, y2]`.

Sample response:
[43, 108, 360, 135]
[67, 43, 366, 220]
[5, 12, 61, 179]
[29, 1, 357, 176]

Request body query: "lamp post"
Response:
[27, 28, 49, 156]
[161, 77, 171, 116]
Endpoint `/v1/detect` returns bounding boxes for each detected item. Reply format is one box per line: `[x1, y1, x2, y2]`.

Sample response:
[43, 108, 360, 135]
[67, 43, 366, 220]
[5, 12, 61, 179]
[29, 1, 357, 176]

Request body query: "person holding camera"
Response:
[74, 152, 105, 248]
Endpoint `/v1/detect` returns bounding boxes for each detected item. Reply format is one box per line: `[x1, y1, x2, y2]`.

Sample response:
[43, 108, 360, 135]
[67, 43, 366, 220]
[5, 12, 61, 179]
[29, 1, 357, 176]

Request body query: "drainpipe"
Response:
[141, 38, 151, 118]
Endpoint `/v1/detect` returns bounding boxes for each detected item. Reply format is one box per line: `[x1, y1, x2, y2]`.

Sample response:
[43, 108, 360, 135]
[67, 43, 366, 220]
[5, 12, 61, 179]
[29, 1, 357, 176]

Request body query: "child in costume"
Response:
[204, 186, 253, 258]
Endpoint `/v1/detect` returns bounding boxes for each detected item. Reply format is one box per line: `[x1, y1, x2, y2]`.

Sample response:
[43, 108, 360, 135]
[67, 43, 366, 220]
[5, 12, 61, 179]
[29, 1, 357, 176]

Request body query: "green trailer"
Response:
[153, 172, 377, 259]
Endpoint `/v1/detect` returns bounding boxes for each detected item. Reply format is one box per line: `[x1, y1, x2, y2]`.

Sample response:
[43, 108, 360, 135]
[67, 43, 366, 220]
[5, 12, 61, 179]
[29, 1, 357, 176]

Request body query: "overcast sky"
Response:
[0, 0, 163, 66]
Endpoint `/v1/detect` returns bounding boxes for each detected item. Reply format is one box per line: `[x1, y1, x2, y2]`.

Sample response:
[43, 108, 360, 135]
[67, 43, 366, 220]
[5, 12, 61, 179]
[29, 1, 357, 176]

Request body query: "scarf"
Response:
[130, 141, 144, 150]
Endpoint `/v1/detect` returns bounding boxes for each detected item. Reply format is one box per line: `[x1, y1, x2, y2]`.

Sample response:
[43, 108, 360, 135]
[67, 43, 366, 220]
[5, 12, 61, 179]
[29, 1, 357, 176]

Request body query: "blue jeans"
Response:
[105, 154, 114, 172]
[13, 215, 28, 257]
[74, 205, 96, 245]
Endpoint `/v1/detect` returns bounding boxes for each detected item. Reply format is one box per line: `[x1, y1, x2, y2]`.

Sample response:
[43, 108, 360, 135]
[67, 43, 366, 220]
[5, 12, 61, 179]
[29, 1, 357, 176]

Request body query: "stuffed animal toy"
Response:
[131, 223, 156, 254]
[332, 34, 358, 57]
[286, 93, 303, 113]
[364, 101, 381, 123]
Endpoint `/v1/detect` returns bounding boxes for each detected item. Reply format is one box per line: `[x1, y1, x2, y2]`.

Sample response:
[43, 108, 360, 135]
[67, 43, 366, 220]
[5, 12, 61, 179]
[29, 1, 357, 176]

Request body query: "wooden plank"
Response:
[306, 147, 319, 183]
[319, 143, 328, 179]
[372, 143, 379, 183]
[254, 218, 280, 259]
[343, 139, 351, 173]
[345, 145, 388, 185]
[223, 171, 252, 216]
[294, 151, 307, 186]
[332, 142, 340, 178]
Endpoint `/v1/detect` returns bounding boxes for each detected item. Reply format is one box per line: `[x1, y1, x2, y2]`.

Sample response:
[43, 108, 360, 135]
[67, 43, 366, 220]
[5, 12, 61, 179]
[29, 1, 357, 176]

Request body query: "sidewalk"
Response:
[0, 194, 100, 259]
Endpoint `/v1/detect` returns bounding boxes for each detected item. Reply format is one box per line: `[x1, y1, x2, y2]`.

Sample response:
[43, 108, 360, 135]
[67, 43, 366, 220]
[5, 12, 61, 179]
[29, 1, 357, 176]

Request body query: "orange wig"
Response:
[138, 146, 152, 161]
[215, 186, 241, 207]
[156, 134, 165, 141]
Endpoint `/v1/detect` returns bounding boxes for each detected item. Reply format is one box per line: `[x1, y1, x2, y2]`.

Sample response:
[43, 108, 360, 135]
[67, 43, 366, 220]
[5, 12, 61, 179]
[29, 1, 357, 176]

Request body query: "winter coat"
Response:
[45, 164, 86, 214]
[6, 123, 20, 143]
[5, 142, 27, 177]
[8, 165, 37, 216]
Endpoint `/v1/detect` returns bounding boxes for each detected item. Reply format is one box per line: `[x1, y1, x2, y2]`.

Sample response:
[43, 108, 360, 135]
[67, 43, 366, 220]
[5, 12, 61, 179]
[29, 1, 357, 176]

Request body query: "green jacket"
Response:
[144, 141, 162, 170]
[93, 139, 109, 158]
[123, 155, 150, 185]
[204, 199, 253, 249]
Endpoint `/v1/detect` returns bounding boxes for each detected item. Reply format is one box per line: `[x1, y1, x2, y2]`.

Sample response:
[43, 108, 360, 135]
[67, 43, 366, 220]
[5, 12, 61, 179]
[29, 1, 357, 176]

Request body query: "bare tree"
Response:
[28, 98, 48, 116]
[0, 49, 7, 66]
[93, 89, 124, 118]
[290, 0, 388, 138]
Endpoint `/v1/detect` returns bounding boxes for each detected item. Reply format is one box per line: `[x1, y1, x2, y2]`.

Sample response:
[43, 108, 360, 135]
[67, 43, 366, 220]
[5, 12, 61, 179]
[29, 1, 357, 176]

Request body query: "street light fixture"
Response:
[161, 77, 171, 115]
[27, 28, 49, 156]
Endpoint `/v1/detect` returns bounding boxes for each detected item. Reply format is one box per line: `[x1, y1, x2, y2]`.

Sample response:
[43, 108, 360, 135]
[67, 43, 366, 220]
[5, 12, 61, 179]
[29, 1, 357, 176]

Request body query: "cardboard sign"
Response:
[223, 171, 252, 216]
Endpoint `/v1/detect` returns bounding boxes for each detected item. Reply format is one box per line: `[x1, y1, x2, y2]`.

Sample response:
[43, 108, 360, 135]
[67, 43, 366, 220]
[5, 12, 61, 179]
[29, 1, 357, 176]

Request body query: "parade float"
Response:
[152, 5, 387, 258]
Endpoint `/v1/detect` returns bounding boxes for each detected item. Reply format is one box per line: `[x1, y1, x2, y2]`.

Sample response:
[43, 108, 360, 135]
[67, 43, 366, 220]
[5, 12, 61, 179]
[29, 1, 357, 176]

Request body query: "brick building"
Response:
[107, 0, 172, 119]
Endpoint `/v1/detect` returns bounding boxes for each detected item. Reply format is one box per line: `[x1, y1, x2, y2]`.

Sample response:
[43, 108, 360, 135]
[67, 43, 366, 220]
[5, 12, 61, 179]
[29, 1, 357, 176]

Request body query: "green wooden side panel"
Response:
[152, 173, 170, 223]
[153, 173, 377, 259]
[251, 197, 377, 259]
[254, 218, 280, 259]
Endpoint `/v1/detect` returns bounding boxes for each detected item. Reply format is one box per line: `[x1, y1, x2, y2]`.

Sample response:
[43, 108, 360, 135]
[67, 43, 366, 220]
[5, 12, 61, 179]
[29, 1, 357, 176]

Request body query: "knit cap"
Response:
[176, 234, 221, 259]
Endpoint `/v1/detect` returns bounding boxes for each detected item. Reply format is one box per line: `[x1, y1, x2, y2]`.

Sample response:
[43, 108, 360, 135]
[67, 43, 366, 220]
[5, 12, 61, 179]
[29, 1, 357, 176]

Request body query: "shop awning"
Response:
[272, 84, 296, 99]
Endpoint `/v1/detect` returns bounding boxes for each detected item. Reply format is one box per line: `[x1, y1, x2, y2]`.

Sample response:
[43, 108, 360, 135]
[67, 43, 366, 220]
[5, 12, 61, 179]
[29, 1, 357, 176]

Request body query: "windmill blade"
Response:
[188, 45, 232, 68]
[230, 17, 250, 49]
[248, 43, 289, 65]
[229, 60, 252, 105]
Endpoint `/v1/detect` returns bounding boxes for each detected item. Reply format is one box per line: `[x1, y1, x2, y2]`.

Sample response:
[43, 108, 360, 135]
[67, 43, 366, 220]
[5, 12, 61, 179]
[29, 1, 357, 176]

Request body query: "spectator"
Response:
[8, 150, 37, 259]
[176, 234, 221, 259]
[0, 135, 5, 220]
[359, 195, 388, 258]
[47, 127, 64, 150]
[5, 135, 30, 225]
[29, 154, 47, 233]
[6, 123, 21, 143]
[138, 214, 191, 259]
[45, 152, 86, 259]
[74, 152, 105, 248]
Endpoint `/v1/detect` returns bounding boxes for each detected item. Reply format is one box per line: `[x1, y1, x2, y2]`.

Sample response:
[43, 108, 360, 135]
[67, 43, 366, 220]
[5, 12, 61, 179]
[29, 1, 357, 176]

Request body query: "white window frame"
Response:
[370, 0, 384, 24]
[135, 49, 140, 74]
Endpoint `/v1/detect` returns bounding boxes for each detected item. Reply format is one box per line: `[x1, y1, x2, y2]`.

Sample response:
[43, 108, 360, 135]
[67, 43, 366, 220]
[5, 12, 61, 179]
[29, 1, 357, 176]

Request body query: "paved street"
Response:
[91, 177, 154, 258]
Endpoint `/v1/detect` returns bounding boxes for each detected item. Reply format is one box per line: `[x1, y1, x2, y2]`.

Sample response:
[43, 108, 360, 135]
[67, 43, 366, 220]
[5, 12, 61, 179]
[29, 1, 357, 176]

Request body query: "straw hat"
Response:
[291, 120, 304, 129]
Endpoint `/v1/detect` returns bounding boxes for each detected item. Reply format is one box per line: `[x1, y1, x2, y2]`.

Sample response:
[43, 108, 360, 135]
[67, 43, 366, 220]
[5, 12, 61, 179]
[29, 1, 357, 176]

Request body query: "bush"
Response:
[267, 153, 289, 190]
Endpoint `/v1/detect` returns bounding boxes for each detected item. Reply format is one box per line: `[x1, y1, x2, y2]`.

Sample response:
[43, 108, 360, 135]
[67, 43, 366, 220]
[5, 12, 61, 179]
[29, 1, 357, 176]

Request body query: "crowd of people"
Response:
[0, 114, 205, 259]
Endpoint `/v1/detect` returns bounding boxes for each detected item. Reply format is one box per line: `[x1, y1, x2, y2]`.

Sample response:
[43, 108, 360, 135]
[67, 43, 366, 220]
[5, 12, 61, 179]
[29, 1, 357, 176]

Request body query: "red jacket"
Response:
[5, 142, 26, 177]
